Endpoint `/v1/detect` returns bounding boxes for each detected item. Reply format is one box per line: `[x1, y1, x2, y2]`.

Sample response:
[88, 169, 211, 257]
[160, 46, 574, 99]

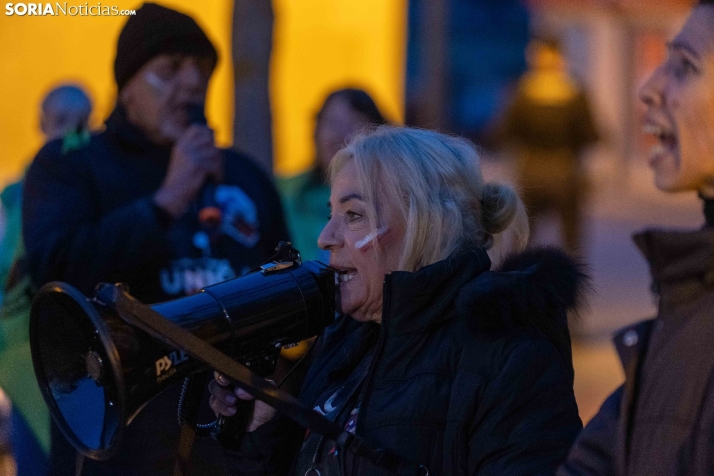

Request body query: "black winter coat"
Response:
[24, 106, 289, 303]
[23, 106, 289, 476]
[225, 248, 586, 476]
[559, 228, 714, 476]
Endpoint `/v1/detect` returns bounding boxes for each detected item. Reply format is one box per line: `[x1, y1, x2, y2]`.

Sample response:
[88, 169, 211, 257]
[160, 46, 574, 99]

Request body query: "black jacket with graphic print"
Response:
[22, 105, 289, 476]
[24, 105, 289, 303]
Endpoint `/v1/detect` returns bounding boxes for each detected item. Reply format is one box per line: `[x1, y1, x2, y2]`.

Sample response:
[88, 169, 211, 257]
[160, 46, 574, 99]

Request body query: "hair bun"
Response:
[480, 183, 518, 235]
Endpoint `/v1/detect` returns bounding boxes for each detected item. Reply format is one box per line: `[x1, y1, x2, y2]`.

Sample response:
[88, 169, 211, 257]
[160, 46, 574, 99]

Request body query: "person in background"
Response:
[558, 1, 714, 474]
[0, 387, 15, 475]
[0, 84, 92, 470]
[0, 386, 48, 476]
[0, 84, 92, 297]
[211, 126, 586, 476]
[39, 85, 92, 143]
[500, 37, 599, 253]
[278, 88, 386, 262]
[22, 3, 289, 475]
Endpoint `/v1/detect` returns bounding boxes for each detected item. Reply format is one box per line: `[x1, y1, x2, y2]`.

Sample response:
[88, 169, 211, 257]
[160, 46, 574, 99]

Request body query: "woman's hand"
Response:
[208, 371, 278, 432]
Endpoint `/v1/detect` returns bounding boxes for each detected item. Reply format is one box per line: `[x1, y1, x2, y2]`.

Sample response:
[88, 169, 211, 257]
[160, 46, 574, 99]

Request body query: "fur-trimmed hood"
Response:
[385, 247, 590, 373]
[455, 247, 589, 331]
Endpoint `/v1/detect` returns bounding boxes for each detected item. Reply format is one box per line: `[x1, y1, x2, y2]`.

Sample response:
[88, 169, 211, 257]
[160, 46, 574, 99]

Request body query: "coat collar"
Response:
[634, 228, 714, 284]
[633, 228, 714, 314]
[383, 248, 491, 335]
[381, 246, 589, 339]
[104, 105, 172, 163]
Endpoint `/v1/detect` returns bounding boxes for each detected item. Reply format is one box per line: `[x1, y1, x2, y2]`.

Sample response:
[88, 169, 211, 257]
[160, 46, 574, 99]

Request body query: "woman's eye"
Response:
[346, 211, 362, 222]
[673, 57, 698, 78]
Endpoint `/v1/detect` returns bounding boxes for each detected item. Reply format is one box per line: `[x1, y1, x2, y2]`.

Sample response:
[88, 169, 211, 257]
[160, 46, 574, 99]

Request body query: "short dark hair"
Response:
[318, 88, 387, 126]
[531, 35, 562, 53]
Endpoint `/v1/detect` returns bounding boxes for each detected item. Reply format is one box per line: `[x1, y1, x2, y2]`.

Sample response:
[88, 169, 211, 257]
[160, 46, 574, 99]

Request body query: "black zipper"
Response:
[348, 276, 430, 476]
[308, 275, 392, 475]
[355, 275, 391, 436]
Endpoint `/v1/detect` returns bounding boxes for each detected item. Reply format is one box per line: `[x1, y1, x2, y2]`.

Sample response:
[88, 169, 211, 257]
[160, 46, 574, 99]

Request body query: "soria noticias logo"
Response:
[5, 3, 136, 16]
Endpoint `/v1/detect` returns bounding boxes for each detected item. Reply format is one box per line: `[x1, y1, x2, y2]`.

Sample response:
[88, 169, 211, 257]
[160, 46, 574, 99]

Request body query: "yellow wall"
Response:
[0, 0, 405, 186]
[0, 1, 233, 187]
[271, 0, 406, 176]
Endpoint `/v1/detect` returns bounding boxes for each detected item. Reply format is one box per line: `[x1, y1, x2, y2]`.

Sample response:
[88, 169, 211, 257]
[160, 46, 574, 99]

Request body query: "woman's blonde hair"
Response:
[330, 126, 529, 271]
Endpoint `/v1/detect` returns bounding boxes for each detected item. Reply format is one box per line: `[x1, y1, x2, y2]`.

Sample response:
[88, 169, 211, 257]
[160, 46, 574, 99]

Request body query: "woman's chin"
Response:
[653, 176, 676, 193]
[348, 313, 378, 323]
[653, 173, 690, 194]
[339, 298, 379, 323]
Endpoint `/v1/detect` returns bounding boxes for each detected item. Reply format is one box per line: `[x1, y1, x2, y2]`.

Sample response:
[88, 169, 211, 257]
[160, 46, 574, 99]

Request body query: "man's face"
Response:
[638, 6, 714, 195]
[120, 54, 214, 145]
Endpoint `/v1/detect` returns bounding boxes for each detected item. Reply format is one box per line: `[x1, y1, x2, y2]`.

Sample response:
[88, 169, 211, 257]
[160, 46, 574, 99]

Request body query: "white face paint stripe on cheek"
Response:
[355, 226, 388, 250]
[144, 72, 166, 92]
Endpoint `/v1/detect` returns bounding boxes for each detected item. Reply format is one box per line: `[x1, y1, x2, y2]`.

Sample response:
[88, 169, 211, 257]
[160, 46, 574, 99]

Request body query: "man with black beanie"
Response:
[23, 3, 289, 474]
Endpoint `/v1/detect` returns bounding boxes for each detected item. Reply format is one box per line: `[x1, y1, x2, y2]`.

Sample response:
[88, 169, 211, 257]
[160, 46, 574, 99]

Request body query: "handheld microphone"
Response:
[185, 104, 222, 232]
[186, 103, 207, 126]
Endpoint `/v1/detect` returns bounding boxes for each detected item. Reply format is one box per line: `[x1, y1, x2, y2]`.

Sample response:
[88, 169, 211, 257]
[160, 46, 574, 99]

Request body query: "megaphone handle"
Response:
[211, 397, 253, 450]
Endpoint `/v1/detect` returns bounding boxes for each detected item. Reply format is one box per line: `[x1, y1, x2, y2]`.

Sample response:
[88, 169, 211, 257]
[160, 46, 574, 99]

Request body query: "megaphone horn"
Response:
[30, 259, 335, 460]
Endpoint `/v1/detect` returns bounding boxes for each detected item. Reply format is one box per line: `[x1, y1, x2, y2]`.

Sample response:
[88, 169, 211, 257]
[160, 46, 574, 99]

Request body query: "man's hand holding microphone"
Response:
[153, 105, 223, 219]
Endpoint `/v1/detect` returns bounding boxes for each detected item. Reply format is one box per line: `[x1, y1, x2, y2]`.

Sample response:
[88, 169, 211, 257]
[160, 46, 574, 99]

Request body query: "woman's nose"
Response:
[318, 218, 340, 250]
[178, 59, 208, 93]
[638, 66, 664, 108]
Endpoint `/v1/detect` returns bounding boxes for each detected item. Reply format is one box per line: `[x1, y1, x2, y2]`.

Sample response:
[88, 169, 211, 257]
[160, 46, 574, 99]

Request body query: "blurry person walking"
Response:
[500, 37, 599, 253]
[0, 83, 92, 469]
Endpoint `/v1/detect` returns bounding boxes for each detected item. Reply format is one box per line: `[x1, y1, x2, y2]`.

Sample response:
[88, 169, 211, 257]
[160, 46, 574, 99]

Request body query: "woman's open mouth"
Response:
[329, 266, 357, 284]
[644, 123, 678, 158]
[337, 272, 356, 283]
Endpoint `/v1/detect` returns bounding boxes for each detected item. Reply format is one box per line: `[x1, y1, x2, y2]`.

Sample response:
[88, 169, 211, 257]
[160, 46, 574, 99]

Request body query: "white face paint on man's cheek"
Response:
[142, 71, 187, 142]
[144, 72, 170, 95]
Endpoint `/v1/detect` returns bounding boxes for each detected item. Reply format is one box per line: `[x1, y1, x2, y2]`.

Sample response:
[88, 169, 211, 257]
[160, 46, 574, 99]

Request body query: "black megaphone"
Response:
[29, 257, 335, 460]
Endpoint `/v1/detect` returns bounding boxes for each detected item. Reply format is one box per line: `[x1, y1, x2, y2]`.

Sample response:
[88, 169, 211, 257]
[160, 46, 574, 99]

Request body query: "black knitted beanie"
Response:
[114, 3, 218, 91]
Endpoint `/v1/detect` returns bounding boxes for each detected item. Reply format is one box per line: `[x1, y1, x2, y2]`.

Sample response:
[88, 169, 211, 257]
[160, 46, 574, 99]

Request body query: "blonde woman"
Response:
[211, 127, 586, 475]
